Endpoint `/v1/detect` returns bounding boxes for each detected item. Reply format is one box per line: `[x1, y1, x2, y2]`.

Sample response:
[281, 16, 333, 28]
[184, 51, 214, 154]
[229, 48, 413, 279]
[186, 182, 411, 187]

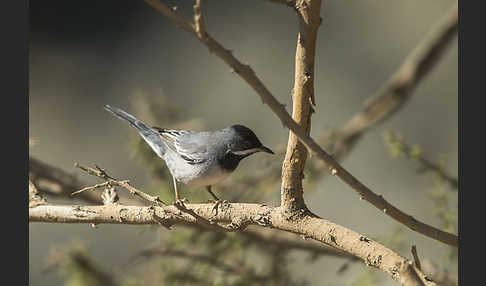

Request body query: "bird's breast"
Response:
[184, 163, 233, 187]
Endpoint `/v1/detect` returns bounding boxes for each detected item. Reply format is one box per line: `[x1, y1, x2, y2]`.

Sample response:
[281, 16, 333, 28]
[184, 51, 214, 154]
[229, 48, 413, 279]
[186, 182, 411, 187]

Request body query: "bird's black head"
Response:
[219, 124, 274, 172]
[228, 124, 274, 157]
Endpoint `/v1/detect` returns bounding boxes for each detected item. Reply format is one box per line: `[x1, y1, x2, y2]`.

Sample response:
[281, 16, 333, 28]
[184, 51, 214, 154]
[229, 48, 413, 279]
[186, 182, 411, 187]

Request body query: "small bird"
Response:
[104, 105, 274, 207]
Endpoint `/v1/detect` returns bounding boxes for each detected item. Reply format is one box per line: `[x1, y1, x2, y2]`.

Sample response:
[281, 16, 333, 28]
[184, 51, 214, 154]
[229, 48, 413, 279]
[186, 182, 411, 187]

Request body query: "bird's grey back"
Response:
[162, 130, 233, 185]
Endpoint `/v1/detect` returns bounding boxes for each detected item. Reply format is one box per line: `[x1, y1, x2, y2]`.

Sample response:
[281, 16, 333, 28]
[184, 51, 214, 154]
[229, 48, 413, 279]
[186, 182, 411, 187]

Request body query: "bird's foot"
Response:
[208, 199, 228, 215]
[174, 198, 189, 208]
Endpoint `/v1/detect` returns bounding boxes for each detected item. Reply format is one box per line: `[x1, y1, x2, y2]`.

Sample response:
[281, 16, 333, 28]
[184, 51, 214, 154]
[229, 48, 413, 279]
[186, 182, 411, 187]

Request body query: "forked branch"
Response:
[142, 0, 457, 247]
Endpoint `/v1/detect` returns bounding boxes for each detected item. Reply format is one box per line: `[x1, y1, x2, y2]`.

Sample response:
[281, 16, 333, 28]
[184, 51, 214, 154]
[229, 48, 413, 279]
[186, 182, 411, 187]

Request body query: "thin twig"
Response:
[29, 156, 143, 205]
[74, 163, 167, 206]
[383, 131, 458, 189]
[143, 0, 458, 247]
[411, 245, 422, 271]
[74, 164, 247, 231]
[70, 182, 110, 197]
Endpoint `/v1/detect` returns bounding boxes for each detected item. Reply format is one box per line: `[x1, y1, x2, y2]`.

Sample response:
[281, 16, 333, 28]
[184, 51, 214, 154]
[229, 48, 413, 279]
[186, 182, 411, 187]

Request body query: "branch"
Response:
[31, 158, 350, 260]
[280, 0, 321, 211]
[142, 0, 457, 247]
[317, 1, 458, 163]
[29, 203, 434, 286]
[29, 156, 143, 205]
[411, 245, 422, 271]
[30, 163, 432, 285]
[73, 163, 167, 206]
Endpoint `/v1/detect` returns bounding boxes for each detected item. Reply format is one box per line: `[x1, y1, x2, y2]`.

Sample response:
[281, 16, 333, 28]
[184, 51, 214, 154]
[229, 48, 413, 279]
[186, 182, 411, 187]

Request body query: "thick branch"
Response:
[142, 0, 457, 247]
[29, 203, 434, 286]
[281, 0, 321, 211]
[31, 159, 356, 259]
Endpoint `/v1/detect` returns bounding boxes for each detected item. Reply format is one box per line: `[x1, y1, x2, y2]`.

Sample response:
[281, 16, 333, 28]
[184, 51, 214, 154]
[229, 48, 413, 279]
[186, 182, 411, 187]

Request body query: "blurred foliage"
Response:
[383, 131, 458, 189]
[43, 242, 121, 286]
[382, 130, 458, 282]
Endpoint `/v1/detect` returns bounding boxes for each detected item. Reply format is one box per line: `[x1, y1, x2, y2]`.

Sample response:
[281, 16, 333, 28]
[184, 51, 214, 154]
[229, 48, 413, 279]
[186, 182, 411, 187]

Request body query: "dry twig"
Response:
[29, 156, 143, 205]
[383, 131, 458, 190]
[73, 163, 167, 206]
[411, 245, 422, 271]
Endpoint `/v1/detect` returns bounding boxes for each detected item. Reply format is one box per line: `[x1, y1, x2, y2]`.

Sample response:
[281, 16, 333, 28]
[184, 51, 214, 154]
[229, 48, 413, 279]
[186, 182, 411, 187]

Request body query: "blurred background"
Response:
[29, 0, 457, 285]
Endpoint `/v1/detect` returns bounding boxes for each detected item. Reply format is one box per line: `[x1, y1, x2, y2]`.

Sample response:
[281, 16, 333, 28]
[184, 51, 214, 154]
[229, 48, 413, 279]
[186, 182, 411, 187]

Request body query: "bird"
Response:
[104, 105, 274, 208]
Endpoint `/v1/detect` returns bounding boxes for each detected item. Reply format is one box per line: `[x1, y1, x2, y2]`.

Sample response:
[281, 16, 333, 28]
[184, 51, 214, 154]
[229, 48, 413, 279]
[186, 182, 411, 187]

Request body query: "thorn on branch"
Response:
[411, 245, 422, 271]
[301, 235, 310, 240]
[298, 35, 305, 45]
[309, 99, 316, 112]
[304, 70, 311, 79]
[359, 236, 370, 243]
[330, 235, 337, 244]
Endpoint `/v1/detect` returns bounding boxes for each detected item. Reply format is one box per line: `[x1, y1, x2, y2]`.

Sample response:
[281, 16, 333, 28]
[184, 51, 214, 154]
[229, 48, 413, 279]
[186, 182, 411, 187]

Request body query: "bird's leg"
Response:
[173, 176, 188, 207]
[206, 186, 226, 214]
[206, 185, 220, 201]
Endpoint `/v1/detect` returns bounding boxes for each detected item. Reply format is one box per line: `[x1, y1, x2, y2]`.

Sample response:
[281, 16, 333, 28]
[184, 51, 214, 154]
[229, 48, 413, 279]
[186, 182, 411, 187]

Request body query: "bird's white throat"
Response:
[231, 148, 260, 156]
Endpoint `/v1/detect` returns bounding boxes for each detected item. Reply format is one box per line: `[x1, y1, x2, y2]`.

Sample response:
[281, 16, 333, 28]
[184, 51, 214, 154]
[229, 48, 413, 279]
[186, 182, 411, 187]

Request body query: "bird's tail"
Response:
[104, 105, 166, 157]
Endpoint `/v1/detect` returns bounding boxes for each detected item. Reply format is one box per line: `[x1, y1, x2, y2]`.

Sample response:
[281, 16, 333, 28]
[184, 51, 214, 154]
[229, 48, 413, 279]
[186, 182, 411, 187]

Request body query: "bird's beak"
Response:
[259, 146, 274, 154]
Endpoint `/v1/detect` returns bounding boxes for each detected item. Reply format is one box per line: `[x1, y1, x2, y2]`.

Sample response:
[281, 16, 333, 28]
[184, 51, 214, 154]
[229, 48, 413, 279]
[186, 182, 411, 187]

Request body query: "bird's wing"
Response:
[153, 127, 208, 165]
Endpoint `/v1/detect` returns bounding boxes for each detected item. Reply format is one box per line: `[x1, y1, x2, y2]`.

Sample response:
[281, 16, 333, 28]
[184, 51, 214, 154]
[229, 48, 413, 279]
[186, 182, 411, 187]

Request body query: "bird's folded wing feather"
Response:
[153, 127, 208, 165]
